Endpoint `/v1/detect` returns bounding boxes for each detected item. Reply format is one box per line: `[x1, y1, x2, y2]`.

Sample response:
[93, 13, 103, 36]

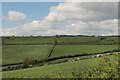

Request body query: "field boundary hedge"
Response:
[1, 49, 120, 67]
[3, 41, 118, 45]
[2, 51, 119, 72]
[3, 43, 53, 45]
[47, 44, 56, 57]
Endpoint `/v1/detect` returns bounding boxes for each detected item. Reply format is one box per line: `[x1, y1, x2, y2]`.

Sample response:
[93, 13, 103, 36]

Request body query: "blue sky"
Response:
[2, 2, 60, 28]
[1, 2, 118, 36]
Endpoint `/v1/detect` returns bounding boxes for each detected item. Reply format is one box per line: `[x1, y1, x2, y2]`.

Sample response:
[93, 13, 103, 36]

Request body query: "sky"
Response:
[1, 2, 118, 36]
[2, 2, 60, 28]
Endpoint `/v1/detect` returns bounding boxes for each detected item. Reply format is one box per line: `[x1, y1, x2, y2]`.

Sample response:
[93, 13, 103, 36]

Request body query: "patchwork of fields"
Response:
[1, 36, 119, 78]
[2, 36, 118, 45]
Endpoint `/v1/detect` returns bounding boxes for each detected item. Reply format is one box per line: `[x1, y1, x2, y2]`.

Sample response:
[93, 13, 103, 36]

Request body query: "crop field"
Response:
[2, 55, 117, 78]
[51, 45, 118, 57]
[2, 45, 53, 64]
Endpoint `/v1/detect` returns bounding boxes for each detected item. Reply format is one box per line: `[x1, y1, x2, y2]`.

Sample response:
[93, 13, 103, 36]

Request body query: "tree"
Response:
[56, 34, 60, 38]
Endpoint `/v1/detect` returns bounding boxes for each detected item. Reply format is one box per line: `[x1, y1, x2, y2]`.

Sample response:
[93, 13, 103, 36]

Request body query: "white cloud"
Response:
[63, 19, 118, 35]
[65, 0, 119, 2]
[45, 2, 117, 22]
[2, 19, 118, 36]
[2, 2, 118, 36]
[3, 11, 26, 21]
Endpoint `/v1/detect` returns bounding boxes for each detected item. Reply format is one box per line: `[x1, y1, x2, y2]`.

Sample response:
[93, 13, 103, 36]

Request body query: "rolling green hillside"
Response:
[2, 36, 56, 44]
[2, 45, 52, 64]
[51, 45, 118, 57]
[2, 55, 117, 78]
[2, 36, 118, 45]
[1, 36, 119, 78]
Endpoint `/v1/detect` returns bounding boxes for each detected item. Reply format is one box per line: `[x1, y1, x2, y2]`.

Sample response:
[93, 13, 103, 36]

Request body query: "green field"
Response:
[2, 36, 119, 78]
[2, 45, 118, 65]
[2, 45, 52, 64]
[57, 36, 98, 43]
[2, 36, 118, 45]
[51, 45, 118, 57]
[2, 55, 117, 78]
[2, 36, 56, 44]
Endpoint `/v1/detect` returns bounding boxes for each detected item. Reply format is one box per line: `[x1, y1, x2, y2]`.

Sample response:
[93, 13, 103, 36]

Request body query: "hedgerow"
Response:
[40, 54, 119, 78]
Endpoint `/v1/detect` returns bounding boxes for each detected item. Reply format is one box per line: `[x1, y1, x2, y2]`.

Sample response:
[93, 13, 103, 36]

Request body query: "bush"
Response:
[22, 58, 37, 68]
[40, 55, 119, 78]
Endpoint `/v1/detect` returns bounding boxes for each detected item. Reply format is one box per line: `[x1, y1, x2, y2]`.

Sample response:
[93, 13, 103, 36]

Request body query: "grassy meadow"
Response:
[1, 35, 119, 78]
[2, 45, 53, 64]
[2, 36, 56, 44]
[51, 45, 118, 57]
[2, 55, 118, 78]
[2, 36, 118, 45]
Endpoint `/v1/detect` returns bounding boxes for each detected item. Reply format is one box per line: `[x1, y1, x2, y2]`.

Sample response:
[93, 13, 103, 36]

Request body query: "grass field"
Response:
[2, 55, 117, 78]
[51, 45, 118, 57]
[2, 36, 118, 44]
[2, 36, 56, 44]
[2, 45, 118, 64]
[2, 45, 53, 64]
[1, 36, 119, 78]
[55, 36, 118, 44]
[57, 36, 99, 43]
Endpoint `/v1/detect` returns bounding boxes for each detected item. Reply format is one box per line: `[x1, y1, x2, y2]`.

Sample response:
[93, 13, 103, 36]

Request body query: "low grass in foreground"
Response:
[2, 55, 118, 78]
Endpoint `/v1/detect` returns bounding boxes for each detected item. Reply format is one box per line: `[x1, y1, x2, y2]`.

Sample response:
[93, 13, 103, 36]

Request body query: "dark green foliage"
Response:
[39, 55, 119, 78]
[22, 58, 37, 68]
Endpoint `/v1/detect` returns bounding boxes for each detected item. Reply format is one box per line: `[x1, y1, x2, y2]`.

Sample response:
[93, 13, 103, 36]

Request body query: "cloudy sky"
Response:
[2, 2, 118, 36]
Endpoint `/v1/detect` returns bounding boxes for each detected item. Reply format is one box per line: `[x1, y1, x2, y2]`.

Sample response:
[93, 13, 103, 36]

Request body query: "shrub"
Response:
[40, 55, 119, 78]
[22, 58, 37, 68]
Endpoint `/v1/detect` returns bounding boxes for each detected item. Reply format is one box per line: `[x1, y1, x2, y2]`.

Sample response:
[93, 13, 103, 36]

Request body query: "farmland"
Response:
[51, 45, 118, 57]
[1, 35, 120, 78]
[2, 45, 53, 65]
[2, 36, 118, 45]
[2, 36, 56, 44]
[2, 55, 118, 78]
